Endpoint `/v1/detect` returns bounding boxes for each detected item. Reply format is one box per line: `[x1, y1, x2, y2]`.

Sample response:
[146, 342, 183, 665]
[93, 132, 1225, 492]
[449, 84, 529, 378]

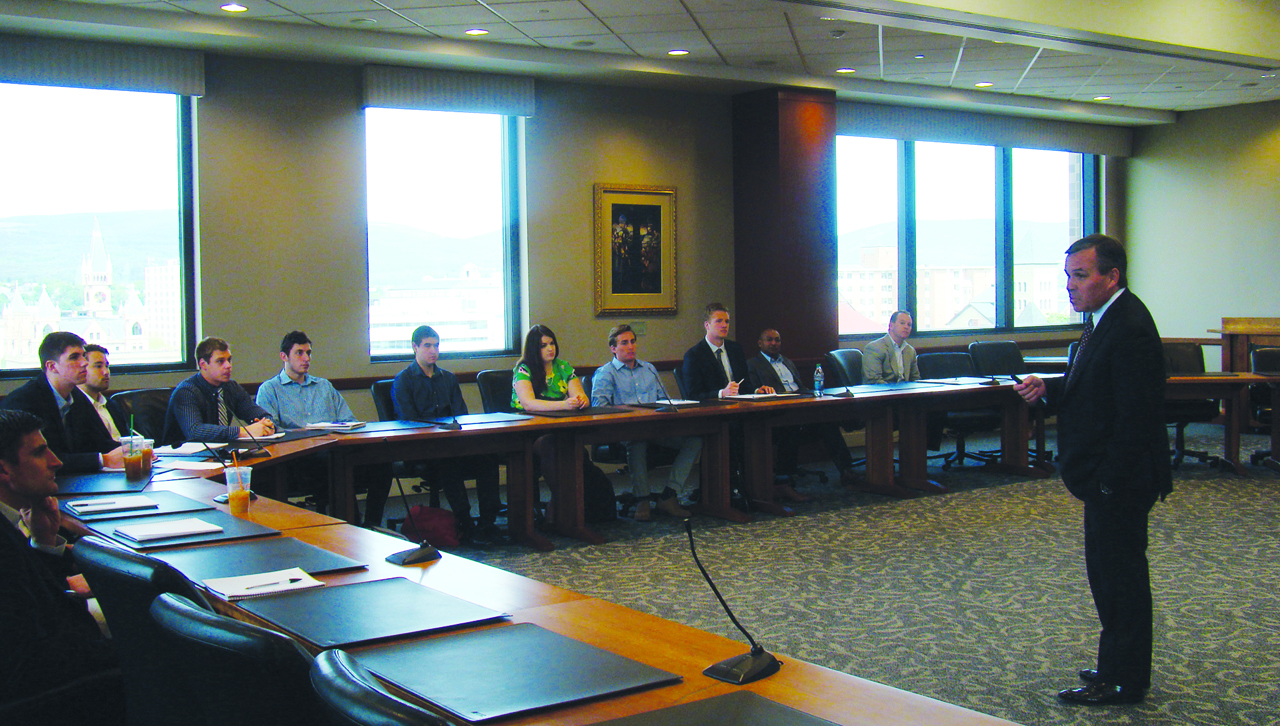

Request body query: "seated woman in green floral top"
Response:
[512, 325, 589, 522]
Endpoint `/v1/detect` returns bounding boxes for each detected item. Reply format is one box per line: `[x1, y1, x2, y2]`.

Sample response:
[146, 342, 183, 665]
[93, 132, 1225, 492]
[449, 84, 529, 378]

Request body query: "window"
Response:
[836, 136, 1096, 336]
[0, 82, 193, 372]
[365, 108, 520, 358]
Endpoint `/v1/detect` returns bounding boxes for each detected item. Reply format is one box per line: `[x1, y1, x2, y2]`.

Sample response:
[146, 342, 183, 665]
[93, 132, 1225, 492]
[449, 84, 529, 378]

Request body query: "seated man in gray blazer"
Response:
[862, 311, 920, 383]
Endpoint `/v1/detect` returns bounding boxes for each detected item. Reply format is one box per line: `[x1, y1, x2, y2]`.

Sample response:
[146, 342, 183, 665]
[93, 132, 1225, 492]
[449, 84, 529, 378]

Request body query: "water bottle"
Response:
[813, 364, 825, 397]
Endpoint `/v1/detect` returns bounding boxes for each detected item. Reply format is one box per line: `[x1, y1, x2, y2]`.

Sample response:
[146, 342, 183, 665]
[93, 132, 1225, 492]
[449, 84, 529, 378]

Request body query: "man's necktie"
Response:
[217, 388, 230, 427]
[715, 348, 728, 386]
[1066, 313, 1094, 387]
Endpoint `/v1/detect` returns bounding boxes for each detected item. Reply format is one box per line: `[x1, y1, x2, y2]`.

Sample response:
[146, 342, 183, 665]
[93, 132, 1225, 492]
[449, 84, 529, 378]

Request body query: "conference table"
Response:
[56, 475, 1023, 726]
[1165, 372, 1279, 474]
[116, 372, 1275, 551]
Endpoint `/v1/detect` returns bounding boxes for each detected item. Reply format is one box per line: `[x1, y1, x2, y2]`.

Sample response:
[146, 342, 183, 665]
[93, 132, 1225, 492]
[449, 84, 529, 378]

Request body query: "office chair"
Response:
[150, 593, 321, 726]
[822, 348, 864, 389]
[1163, 342, 1220, 468]
[108, 387, 173, 441]
[917, 352, 1001, 469]
[476, 369, 517, 414]
[370, 379, 444, 508]
[311, 649, 449, 726]
[1249, 346, 1278, 466]
[73, 536, 214, 726]
[966, 341, 1050, 467]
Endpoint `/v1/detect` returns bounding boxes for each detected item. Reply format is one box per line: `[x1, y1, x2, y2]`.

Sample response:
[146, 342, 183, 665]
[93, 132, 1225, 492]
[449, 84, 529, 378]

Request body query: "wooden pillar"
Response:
[732, 87, 838, 366]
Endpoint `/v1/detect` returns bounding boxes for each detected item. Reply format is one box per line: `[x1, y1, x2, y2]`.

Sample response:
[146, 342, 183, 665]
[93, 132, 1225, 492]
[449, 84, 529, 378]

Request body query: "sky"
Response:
[0, 83, 178, 219]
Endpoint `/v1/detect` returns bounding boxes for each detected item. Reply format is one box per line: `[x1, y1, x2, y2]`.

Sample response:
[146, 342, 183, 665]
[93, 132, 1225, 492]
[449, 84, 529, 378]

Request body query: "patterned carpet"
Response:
[390, 425, 1280, 726]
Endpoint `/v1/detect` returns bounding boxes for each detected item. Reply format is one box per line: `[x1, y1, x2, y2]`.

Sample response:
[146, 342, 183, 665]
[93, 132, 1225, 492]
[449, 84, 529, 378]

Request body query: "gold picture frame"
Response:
[593, 183, 677, 316]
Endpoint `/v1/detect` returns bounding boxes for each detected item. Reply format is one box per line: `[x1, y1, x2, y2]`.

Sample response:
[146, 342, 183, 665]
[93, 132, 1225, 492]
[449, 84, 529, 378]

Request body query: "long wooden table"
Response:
[1166, 373, 1280, 474]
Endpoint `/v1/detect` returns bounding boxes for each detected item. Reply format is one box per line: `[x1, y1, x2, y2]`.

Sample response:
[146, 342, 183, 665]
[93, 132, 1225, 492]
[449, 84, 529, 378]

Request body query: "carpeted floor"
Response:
[383, 425, 1280, 726]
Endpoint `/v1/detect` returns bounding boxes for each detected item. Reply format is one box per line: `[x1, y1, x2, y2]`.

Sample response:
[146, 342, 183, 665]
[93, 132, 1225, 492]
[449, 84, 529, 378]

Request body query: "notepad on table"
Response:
[114, 517, 223, 543]
[203, 567, 324, 600]
[304, 421, 366, 431]
[157, 442, 227, 456]
[66, 495, 160, 515]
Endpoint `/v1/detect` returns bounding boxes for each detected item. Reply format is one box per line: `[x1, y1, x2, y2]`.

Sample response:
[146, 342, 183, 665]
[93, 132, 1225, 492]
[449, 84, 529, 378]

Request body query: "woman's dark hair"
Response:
[518, 325, 560, 399]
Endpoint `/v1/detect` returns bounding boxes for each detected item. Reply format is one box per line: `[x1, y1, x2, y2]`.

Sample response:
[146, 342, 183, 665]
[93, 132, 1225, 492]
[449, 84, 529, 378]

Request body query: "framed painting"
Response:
[593, 183, 677, 316]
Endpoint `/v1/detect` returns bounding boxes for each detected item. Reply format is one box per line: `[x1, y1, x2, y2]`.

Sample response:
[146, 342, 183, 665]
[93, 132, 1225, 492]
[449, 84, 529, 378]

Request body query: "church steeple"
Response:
[81, 217, 113, 314]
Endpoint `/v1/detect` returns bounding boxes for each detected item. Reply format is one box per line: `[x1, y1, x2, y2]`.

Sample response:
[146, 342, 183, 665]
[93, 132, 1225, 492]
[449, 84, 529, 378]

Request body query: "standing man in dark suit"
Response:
[682, 302, 773, 401]
[0, 332, 124, 473]
[1015, 235, 1171, 705]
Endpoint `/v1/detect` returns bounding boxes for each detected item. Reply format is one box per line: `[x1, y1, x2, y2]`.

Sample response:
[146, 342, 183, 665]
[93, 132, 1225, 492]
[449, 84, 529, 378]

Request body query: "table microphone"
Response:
[683, 518, 781, 685]
[435, 415, 462, 431]
[235, 421, 272, 457]
[649, 366, 680, 413]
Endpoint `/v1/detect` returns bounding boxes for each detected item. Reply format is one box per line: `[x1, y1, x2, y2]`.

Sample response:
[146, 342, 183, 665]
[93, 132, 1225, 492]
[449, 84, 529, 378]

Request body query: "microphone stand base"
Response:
[703, 647, 781, 685]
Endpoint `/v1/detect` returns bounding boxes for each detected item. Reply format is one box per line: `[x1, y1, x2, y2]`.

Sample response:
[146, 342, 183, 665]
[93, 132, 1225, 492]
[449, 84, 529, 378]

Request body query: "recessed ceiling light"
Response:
[1093, 95, 1111, 100]
[1262, 73, 1276, 78]
[220, 3, 247, 12]
[830, 29, 846, 39]
[572, 40, 596, 47]
[914, 54, 925, 59]
[975, 81, 994, 88]
[464, 28, 489, 36]
[349, 17, 376, 26]
[835, 68, 856, 74]
[667, 49, 689, 56]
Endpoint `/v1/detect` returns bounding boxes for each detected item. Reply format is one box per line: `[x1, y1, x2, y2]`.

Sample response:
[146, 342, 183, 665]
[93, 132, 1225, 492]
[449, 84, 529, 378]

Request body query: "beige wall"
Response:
[1126, 100, 1280, 339]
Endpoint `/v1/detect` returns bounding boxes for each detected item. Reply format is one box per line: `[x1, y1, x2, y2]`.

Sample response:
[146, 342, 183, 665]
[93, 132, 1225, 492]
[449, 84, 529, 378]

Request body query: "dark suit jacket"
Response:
[1043, 289, 1172, 504]
[0, 376, 117, 473]
[747, 352, 804, 393]
[1, 520, 117, 703]
[682, 339, 751, 401]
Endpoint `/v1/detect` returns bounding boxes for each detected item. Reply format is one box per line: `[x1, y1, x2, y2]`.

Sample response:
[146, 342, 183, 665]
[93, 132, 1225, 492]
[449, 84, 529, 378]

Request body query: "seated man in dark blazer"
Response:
[78, 344, 129, 442]
[162, 336, 275, 446]
[683, 304, 812, 503]
[0, 332, 124, 473]
[747, 328, 859, 488]
[0, 409, 122, 719]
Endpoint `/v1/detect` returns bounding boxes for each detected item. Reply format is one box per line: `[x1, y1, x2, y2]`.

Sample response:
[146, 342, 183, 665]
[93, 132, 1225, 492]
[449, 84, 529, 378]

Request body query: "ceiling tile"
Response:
[487, 1, 591, 23]
[265, 0, 381, 12]
[714, 40, 800, 57]
[704, 26, 792, 45]
[602, 14, 699, 34]
[395, 5, 501, 24]
[514, 17, 613, 38]
[375, 0, 473, 7]
[307, 9, 418, 27]
[692, 9, 788, 30]
[424, 21, 528, 39]
[534, 34, 636, 53]
[578, 0, 687, 18]
[796, 36, 879, 55]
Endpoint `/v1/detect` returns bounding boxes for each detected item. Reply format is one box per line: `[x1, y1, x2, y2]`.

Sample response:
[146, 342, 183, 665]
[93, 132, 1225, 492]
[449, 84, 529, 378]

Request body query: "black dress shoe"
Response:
[1079, 669, 1100, 683]
[1057, 683, 1144, 705]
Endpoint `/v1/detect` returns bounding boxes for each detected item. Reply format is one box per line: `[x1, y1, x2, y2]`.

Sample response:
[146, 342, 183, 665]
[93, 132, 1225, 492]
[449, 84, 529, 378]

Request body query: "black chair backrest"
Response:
[370, 379, 395, 421]
[476, 369, 516, 413]
[1163, 342, 1206, 374]
[917, 351, 976, 379]
[823, 348, 863, 387]
[108, 388, 173, 441]
[1251, 346, 1280, 374]
[310, 649, 448, 726]
[967, 341, 1027, 376]
[73, 536, 213, 726]
[672, 366, 689, 399]
[150, 593, 320, 726]
[580, 367, 596, 401]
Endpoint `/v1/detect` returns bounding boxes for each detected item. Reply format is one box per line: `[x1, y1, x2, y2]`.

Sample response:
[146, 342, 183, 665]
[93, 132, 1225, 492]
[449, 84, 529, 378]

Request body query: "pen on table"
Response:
[244, 577, 302, 590]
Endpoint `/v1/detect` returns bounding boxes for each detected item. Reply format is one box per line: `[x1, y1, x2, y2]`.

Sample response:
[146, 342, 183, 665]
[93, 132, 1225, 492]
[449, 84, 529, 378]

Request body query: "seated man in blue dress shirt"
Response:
[162, 336, 275, 446]
[256, 331, 391, 528]
[391, 325, 507, 546]
[591, 324, 698, 521]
